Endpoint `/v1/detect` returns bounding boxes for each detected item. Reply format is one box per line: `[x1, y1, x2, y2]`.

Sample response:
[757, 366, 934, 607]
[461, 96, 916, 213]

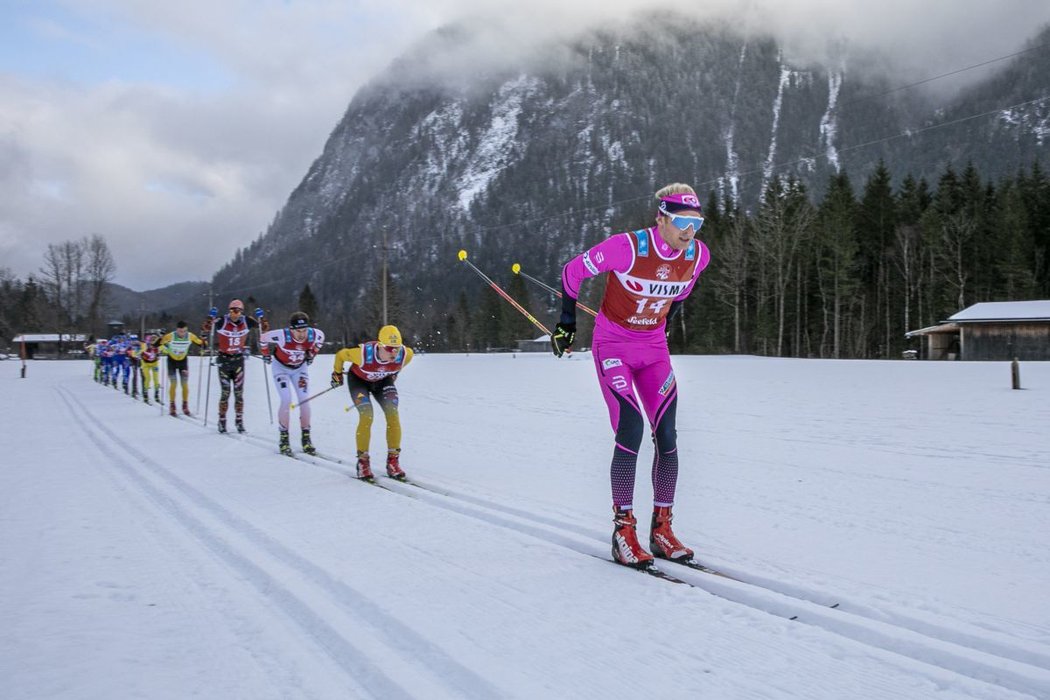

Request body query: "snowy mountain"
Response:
[212, 17, 1050, 343]
[4, 355, 1050, 698]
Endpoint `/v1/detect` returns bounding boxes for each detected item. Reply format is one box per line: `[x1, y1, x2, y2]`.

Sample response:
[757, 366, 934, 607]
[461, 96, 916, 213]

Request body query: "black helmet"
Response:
[289, 311, 310, 329]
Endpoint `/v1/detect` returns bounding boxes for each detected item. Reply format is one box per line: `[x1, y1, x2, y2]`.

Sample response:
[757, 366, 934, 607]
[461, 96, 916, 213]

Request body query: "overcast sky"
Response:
[2, 0, 1048, 290]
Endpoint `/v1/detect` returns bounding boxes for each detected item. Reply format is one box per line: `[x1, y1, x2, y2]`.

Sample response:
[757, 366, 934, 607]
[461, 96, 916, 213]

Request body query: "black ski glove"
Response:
[551, 322, 576, 358]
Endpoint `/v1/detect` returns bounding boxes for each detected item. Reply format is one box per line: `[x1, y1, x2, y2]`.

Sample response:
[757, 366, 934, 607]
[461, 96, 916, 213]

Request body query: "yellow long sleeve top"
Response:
[156, 331, 205, 361]
[333, 342, 414, 382]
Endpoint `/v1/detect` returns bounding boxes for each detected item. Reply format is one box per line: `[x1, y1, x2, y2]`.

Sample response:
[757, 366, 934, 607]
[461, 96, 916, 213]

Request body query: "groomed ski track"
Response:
[55, 383, 1050, 700]
[58, 387, 500, 700]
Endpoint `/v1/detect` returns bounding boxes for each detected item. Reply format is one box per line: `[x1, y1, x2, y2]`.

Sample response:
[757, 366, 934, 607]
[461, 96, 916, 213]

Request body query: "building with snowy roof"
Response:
[10, 333, 89, 360]
[516, 334, 552, 353]
[906, 301, 1050, 361]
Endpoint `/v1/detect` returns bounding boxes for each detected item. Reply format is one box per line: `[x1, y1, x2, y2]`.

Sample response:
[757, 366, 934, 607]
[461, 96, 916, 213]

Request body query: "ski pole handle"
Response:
[512, 263, 598, 318]
[459, 250, 551, 335]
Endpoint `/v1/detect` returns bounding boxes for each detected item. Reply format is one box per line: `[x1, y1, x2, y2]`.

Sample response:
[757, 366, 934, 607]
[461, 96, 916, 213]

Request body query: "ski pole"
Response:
[458, 250, 551, 335]
[290, 382, 339, 410]
[130, 350, 139, 398]
[195, 344, 205, 414]
[259, 355, 274, 424]
[511, 263, 598, 318]
[203, 318, 215, 427]
[160, 355, 167, 416]
[255, 307, 274, 424]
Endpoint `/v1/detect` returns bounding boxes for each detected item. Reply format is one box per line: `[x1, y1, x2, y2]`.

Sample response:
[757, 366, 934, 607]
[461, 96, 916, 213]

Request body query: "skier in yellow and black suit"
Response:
[330, 325, 414, 482]
[154, 321, 205, 417]
[132, 333, 162, 404]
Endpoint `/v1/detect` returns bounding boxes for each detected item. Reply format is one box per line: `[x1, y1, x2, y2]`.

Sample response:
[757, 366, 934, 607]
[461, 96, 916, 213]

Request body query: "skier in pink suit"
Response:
[552, 184, 711, 569]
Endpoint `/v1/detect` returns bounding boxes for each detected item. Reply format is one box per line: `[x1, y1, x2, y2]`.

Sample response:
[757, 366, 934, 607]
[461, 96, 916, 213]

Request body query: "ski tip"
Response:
[457, 249, 468, 261]
[511, 263, 521, 274]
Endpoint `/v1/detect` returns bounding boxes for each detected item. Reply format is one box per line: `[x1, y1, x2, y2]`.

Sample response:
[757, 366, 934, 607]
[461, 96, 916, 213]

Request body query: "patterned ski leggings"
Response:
[592, 336, 680, 511]
[216, 354, 245, 420]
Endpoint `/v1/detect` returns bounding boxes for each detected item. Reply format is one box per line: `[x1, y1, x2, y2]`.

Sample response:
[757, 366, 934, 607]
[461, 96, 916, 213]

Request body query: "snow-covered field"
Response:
[2, 353, 1049, 700]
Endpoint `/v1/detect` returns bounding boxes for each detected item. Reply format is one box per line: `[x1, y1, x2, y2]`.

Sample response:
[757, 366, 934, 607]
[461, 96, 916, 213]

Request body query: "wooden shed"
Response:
[905, 323, 961, 360]
[908, 301, 1050, 361]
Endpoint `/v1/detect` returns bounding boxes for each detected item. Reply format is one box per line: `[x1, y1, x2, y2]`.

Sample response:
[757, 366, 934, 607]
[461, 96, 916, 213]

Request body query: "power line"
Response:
[692, 93, 1050, 193]
[468, 92, 1050, 234]
[840, 95, 1050, 156]
[471, 44, 1050, 229]
[837, 42, 1050, 110]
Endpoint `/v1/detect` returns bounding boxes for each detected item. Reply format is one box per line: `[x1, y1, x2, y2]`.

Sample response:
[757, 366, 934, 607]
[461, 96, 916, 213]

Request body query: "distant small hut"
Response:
[11, 333, 89, 360]
[516, 334, 551, 353]
[907, 301, 1050, 361]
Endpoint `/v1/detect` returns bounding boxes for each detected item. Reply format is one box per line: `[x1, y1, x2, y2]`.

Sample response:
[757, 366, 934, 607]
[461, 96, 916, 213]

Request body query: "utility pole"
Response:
[381, 226, 389, 325]
[139, 301, 145, 339]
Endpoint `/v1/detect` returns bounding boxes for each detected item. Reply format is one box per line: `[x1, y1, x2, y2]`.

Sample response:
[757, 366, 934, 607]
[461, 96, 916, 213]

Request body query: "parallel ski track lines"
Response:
[394, 478, 1050, 670]
[379, 479, 1050, 699]
[100, 385, 1050, 700]
[59, 388, 505, 700]
[304, 461, 1050, 698]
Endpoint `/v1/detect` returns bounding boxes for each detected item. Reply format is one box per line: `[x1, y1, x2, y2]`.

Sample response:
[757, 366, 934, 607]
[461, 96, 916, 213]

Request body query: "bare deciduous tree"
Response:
[752, 177, 814, 356]
[893, 223, 922, 337]
[940, 213, 976, 310]
[85, 235, 116, 333]
[710, 214, 750, 353]
[40, 244, 69, 323]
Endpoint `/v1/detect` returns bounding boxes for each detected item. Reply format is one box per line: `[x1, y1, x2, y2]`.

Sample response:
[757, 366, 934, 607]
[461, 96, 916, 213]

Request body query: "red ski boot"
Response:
[182, 401, 191, 416]
[355, 452, 374, 481]
[611, 508, 654, 568]
[169, 401, 177, 417]
[385, 450, 406, 480]
[650, 506, 694, 562]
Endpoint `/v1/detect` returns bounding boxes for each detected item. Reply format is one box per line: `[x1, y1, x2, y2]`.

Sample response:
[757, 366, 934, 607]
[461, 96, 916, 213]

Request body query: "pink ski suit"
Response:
[561, 227, 710, 509]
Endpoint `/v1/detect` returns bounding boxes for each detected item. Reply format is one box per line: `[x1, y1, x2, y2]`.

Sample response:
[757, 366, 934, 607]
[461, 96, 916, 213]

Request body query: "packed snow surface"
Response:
[3, 354, 1049, 699]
